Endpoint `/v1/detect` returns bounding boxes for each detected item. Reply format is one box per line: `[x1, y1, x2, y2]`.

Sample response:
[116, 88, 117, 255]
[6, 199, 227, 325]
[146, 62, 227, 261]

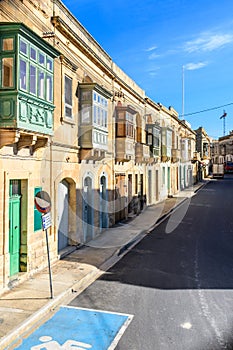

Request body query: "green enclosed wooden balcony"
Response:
[0, 23, 59, 149]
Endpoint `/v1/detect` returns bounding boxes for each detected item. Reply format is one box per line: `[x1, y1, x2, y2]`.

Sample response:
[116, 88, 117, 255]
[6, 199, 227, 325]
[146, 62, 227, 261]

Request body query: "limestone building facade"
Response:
[0, 0, 198, 293]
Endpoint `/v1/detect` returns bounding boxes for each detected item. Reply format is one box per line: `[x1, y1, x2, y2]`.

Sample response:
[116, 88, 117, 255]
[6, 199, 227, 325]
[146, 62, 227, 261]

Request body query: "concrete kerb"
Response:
[0, 267, 104, 350]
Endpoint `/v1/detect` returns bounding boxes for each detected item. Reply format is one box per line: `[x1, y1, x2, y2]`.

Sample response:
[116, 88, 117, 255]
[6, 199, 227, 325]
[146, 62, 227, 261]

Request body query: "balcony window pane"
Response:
[147, 134, 152, 145]
[46, 74, 52, 102]
[2, 57, 14, 87]
[81, 90, 91, 101]
[117, 122, 125, 137]
[30, 64, 36, 94]
[20, 59, 27, 90]
[94, 105, 97, 123]
[47, 58, 53, 71]
[104, 110, 107, 127]
[39, 53, 45, 66]
[97, 107, 100, 124]
[20, 39, 27, 55]
[81, 106, 91, 123]
[38, 70, 45, 98]
[30, 47, 36, 60]
[3, 38, 13, 51]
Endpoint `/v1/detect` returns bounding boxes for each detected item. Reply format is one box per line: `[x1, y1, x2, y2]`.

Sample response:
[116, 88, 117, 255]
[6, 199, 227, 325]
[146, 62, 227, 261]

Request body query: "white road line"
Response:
[108, 315, 134, 350]
[61, 305, 134, 318]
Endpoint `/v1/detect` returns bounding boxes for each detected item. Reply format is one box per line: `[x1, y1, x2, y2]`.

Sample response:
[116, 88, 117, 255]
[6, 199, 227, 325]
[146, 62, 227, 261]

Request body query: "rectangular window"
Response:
[10, 179, 21, 196]
[116, 122, 125, 137]
[147, 134, 152, 145]
[20, 38, 27, 55]
[93, 105, 97, 123]
[97, 107, 101, 124]
[104, 111, 107, 127]
[2, 57, 14, 87]
[30, 64, 36, 94]
[135, 174, 138, 195]
[126, 123, 134, 137]
[167, 130, 172, 148]
[30, 47, 36, 61]
[38, 70, 45, 98]
[47, 58, 53, 71]
[46, 74, 52, 102]
[34, 187, 42, 231]
[19, 59, 27, 90]
[39, 53, 45, 66]
[3, 38, 14, 51]
[81, 90, 92, 102]
[81, 106, 91, 123]
[162, 167, 166, 185]
[155, 129, 160, 147]
[65, 75, 72, 118]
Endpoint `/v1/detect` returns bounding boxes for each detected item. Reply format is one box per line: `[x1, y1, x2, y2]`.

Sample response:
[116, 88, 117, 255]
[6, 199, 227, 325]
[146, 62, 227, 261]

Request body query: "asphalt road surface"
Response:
[69, 175, 233, 350]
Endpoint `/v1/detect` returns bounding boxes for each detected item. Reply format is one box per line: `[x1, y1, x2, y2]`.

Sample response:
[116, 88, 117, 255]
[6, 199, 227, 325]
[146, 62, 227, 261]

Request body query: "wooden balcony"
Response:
[115, 138, 135, 162]
[171, 149, 180, 163]
[135, 143, 150, 163]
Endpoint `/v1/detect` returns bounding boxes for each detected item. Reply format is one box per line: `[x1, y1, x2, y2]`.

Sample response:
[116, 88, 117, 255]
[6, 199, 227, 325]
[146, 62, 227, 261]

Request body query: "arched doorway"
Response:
[100, 175, 108, 230]
[83, 176, 94, 242]
[57, 179, 69, 252]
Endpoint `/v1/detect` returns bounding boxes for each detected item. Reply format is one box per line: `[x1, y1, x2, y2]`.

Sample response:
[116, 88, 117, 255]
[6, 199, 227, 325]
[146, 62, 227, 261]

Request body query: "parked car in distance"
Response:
[225, 161, 233, 173]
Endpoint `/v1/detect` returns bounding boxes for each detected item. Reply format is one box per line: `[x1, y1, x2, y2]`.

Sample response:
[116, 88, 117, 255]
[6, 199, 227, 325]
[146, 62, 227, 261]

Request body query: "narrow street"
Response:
[69, 175, 233, 350]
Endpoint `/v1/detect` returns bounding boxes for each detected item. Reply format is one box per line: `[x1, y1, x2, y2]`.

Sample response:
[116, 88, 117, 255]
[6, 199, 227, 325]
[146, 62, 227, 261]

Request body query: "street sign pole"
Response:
[34, 191, 53, 299]
[45, 226, 53, 299]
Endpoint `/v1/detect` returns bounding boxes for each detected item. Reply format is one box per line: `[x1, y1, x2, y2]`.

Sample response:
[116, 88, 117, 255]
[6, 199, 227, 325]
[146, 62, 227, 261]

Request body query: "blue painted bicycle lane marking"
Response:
[15, 306, 133, 349]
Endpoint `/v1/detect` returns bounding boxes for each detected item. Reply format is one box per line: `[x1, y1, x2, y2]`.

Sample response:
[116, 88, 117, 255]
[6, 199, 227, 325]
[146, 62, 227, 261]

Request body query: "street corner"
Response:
[13, 306, 134, 350]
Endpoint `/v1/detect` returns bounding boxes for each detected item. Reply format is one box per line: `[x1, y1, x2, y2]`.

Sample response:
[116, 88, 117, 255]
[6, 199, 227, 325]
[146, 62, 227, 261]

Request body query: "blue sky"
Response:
[62, 0, 233, 139]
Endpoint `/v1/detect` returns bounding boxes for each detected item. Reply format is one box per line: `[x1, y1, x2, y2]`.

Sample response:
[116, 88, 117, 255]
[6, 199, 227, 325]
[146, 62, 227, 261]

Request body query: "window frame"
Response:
[1, 55, 15, 88]
[19, 57, 27, 91]
[64, 74, 73, 118]
[17, 35, 54, 103]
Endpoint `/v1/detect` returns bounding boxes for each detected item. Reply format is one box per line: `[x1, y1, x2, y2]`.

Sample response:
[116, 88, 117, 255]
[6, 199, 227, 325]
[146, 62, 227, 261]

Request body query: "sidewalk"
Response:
[0, 181, 206, 349]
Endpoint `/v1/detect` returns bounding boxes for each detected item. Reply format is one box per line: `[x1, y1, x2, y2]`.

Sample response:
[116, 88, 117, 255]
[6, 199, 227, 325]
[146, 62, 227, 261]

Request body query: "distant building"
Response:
[194, 127, 211, 178]
[218, 131, 233, 163]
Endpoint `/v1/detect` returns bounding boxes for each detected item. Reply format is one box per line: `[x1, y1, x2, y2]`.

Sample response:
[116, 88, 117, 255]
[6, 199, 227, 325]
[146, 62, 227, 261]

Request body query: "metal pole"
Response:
[220, 110, 227, 136]
[182, 65, 185, 118]
[45, 228, 53, 299]
[223, 116, 226, 136]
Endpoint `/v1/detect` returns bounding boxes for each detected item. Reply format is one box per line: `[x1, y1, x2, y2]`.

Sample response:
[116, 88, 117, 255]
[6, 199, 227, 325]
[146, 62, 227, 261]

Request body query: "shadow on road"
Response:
[100, 177, 233, 290]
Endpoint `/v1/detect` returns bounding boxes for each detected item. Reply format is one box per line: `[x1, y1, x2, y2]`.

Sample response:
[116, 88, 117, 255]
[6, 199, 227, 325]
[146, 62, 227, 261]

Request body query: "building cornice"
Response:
[51, 16, 145, 103]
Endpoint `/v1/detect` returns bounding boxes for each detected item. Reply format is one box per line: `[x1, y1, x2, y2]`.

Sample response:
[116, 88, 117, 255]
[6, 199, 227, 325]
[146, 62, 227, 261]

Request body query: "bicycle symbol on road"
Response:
[31, 335, 92, 350]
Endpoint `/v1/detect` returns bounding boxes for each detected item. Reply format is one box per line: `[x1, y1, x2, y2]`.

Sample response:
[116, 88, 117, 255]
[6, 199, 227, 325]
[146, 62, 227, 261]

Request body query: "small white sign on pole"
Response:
[42, 212, 52, 231]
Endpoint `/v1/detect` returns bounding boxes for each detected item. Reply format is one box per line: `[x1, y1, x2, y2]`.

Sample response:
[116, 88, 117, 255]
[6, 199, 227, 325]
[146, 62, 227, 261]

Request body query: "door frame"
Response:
[9, 180, 21, 276]
[100, 174, 108, 230]
[82, 174, 94, 242]
[57, 179, 69, 252]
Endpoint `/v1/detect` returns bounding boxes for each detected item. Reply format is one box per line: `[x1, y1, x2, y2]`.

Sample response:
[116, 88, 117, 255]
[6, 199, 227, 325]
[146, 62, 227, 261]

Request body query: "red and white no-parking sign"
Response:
[34, 190, 51, 214]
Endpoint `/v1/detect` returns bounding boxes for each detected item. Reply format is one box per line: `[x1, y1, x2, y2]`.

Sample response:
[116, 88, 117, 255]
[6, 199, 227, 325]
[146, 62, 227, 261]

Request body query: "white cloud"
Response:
[146, 45, 157, 52]
[184, 33, 233, 53]
[184, 62, 208, 70]
[149, 69, 160, 76]
[148, 52, 160, 60]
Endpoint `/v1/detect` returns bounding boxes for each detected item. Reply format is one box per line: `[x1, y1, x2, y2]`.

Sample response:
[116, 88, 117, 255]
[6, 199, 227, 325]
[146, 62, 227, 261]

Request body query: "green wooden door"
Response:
[9, 181, 21, 276]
